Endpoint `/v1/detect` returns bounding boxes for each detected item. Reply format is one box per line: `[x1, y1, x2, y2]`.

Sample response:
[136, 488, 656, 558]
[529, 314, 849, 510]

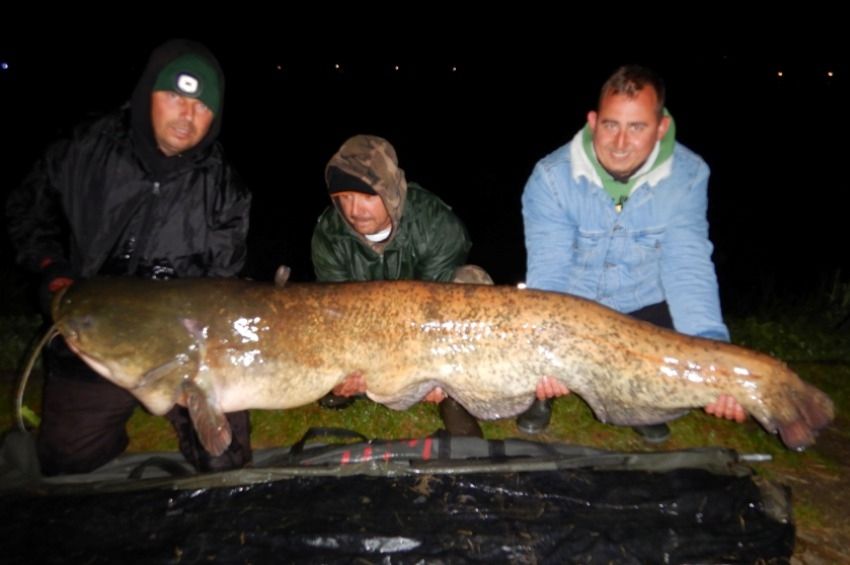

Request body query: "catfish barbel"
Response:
[38, 278, 833, 455]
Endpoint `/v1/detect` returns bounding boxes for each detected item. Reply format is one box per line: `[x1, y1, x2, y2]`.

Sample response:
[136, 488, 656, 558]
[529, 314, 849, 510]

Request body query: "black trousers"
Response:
[627, 301, 674, 330]
[38, 338, 251, 476]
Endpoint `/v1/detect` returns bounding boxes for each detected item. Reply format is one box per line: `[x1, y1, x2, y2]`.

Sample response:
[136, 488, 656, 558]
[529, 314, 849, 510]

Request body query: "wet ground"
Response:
[786, 421, 850, 564]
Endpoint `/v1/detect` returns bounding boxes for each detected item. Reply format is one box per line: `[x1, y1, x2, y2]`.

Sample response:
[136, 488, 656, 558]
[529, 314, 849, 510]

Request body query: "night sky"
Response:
[1, 31, 847, 314]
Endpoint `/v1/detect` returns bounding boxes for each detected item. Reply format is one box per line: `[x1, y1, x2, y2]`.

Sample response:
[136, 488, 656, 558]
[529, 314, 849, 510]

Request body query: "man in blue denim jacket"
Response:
[519, 65, 745, 442]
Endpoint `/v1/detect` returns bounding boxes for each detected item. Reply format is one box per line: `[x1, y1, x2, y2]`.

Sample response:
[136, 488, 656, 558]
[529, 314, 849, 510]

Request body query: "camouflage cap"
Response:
[153, 53, 221, 114]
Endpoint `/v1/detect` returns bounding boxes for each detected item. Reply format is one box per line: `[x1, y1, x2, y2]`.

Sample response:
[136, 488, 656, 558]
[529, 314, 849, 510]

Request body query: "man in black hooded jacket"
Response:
[6, 39, 252, 475]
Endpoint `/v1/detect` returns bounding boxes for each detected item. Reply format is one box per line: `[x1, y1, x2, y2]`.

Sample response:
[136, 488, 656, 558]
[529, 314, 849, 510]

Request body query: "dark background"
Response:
[1, 30, 847, 314]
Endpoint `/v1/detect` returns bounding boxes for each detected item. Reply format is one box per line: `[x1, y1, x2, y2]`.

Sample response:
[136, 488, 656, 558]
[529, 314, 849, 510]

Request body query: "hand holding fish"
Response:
[332, 371, 367, 397]
[705, 394, 748, 422]
[536, 376, 571, 400]
[423, 387, 448, 403]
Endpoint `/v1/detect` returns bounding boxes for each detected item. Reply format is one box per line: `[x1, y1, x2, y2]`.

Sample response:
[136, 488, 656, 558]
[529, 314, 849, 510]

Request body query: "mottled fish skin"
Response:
[54, 278, 834, 452]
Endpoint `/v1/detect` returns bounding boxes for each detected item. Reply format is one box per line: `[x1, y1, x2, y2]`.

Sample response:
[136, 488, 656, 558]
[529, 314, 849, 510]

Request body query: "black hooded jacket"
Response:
[6, 39, 250, 279]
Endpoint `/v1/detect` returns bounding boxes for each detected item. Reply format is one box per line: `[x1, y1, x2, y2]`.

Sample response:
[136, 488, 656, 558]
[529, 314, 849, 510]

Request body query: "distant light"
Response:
[451, 65, 457, 72]
[827, 71, 834, 78]
[276, 64, 282, 71]
[0, 62, 8, 71]
[334, 63, 341, 71]
[776, 71, 783, 78]
[517, 282, 527, 290]
[394, 65, 400, 71]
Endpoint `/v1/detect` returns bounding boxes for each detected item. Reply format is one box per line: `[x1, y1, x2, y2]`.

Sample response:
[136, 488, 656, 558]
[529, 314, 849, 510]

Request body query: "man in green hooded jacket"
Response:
[311, 134, 491, 437]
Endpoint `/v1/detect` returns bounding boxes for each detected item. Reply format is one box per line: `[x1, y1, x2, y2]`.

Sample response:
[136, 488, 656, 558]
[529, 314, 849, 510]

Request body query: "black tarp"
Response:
[0, 430, 794, 563]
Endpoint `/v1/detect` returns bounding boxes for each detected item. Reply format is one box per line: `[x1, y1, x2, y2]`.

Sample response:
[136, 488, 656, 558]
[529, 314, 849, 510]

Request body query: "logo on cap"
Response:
[176, 73, 200, 95]
[153, 53, 221, 114]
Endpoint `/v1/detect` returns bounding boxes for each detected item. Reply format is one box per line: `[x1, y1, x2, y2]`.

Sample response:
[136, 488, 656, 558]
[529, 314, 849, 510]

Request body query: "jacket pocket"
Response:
[628, 227, 665, 269]
[572, 228, 606, 270]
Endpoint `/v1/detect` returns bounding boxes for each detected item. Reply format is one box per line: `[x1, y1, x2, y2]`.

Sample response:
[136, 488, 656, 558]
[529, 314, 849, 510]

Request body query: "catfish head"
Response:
[51, 278, 201, 413]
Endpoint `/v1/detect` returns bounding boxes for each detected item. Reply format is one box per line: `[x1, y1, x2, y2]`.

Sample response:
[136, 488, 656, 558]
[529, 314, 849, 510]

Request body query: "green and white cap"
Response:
[153, 53, 221, 114]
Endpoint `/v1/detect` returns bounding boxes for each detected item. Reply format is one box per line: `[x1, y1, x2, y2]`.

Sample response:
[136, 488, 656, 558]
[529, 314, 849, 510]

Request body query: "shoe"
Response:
[516, 399, 552, 434]
[319, 393, 357, 410]
[439, 398, 483, 437]
[168, 408, 252, 473]
[632, 423, 670, 444]
[196, 441, 252, 473]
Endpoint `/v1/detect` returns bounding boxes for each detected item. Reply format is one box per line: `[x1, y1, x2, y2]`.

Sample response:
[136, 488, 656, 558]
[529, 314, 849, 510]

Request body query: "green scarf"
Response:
[582, 110, 676, 208]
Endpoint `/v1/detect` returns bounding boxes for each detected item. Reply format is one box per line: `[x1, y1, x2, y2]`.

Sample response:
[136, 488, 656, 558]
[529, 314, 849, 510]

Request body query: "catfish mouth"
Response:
[63, 334, 115, 381]
[57, 313, 116, 381]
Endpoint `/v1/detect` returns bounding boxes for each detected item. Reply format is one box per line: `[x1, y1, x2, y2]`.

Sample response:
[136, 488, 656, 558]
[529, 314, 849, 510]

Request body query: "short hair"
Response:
[599, 65, 666, 118]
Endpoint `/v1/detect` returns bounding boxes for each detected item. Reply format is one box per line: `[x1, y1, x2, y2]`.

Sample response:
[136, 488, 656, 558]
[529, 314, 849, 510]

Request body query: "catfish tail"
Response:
[776, 382, 835, 451]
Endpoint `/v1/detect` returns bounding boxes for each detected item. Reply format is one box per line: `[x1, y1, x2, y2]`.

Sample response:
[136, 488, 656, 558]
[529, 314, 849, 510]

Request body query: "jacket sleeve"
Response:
[311, 210, 355, 282]
[205, 166, 251, 278]
[521, 161, 575, 292]
[659, 162, 730, 341]
[412, 201, 471, 282]
[6, 139, 73, 272]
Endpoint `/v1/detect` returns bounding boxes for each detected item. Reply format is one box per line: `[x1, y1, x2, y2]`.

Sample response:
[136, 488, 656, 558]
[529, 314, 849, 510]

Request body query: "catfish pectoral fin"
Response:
[274, 265, 292, 287]
[136, 353, 192, 390]
[184, 380, 232, 457]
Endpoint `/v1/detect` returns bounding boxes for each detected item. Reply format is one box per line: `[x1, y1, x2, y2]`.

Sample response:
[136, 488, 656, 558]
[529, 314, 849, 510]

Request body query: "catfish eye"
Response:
[70, 315, 96, 332]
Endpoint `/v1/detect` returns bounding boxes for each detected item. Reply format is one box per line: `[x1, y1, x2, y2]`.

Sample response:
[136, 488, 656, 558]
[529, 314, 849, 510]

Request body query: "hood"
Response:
[325, 135, 408, 251]
[130, 39, 225, 177]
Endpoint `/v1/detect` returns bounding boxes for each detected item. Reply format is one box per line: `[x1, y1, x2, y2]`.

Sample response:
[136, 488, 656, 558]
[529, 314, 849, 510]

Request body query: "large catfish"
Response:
[51, 278, 833, 455]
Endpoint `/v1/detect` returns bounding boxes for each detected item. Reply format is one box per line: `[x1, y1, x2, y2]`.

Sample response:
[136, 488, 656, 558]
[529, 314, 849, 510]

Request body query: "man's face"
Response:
[150, 91, 214, 156]
[333, 191, 391, 235]
[587, 86, 670, 179]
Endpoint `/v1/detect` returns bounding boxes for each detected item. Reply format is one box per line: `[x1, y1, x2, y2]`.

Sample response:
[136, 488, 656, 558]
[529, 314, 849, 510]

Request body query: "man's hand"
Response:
[48, 277, 74, 293]
[331, 371, 367, 397]
[536, 376, 570, 400]
[704, 394, 747, 422]
[38, 257, 75, 318]
[423, 387, 448, 403]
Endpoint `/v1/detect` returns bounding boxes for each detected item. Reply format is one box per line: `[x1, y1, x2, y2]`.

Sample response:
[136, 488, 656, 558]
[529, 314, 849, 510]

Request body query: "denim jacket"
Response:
[522, 129, 729, 341]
